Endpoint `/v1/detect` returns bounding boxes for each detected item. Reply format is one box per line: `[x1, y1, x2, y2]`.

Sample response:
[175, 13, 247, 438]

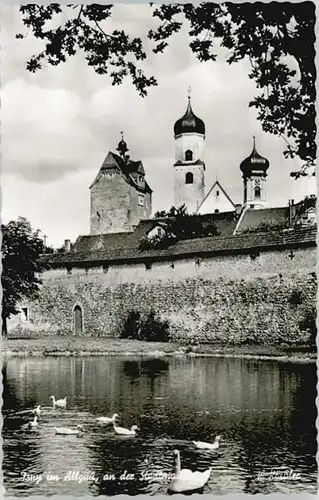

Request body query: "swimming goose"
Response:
[54, 425, 84, 435]
[50, 396, 67, 408]
[21, 415, 38, 430]
[193, 435, 221, 450]
[168, 449, 211, 493]
[113, 423, 139, 436]
[96, 413, 119, 425]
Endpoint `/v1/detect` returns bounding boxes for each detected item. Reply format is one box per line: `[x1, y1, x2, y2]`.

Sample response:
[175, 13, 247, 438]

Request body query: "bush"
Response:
[289, 289, 303, 306]
[299, 306, 317, 345]
[120, 309, 171, 342]
[120, 310, 141, 340]
[138, 235, 175, 251]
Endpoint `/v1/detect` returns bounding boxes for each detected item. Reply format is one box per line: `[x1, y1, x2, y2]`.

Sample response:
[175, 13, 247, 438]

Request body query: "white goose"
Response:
[96, 413, 119, 425]
[113, 423, 139, 436]
[33, 405, 41, 417]
[21, 415, 38, 430]
[50, 396, 67, 408]
[168, 449, 212, 494]
[193, 435, 221, 450]
[54, 425, 84, 435]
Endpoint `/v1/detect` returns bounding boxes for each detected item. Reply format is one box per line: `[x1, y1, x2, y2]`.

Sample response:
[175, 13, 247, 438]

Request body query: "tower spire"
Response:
[188, 85, 192, 100]
[252, 135, 256, 153]
[116, 130, 129, 159]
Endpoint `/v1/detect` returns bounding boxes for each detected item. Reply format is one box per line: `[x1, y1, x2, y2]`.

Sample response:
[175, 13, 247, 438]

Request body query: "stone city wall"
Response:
[8, 245, 317, 345]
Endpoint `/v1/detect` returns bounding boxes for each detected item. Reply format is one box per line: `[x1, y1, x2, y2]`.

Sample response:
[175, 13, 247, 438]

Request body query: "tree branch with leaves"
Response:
[16, 2, 316, 177]
[16, 3, 157, 96]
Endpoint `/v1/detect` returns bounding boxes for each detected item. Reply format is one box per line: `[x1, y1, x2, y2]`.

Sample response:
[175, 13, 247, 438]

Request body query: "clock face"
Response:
[255, 179, 261, 186]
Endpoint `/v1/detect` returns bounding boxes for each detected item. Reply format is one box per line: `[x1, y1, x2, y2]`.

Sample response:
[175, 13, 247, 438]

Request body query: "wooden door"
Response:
[74, 305, 83, 335]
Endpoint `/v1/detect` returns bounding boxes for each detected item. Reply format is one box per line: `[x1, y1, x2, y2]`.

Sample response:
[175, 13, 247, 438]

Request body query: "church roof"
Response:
[240, 137, 270, 176]
[235, 206, 290, 234]
[90, 152, 152, 194]
[196, 181, 236, 214]
[174, 97, 205, 136]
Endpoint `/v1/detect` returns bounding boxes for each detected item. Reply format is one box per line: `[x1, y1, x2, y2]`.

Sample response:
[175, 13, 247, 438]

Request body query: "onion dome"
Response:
[116, 131, 129, 158]
[174, 95, 205, 137]
[240, 137, 270, 176]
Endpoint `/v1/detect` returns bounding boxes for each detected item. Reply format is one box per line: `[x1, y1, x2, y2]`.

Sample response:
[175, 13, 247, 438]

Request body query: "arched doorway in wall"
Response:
[73, 305, 83, 335]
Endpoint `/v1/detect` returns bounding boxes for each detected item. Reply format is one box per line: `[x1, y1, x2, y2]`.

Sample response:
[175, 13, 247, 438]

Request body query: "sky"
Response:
[1, 4, 316, 248]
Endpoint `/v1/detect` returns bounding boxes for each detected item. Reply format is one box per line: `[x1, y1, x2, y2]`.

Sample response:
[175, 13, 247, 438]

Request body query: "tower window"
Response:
[185, 150, 193, 161]
[254, 186, 261, 199]
[216, 190, 220, 197]
[138, 195, 144, 206]
[185, 172, 193, 184]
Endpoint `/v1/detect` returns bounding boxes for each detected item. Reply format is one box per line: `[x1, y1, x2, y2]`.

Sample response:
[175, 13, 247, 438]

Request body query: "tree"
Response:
[139, 204, 220, 249]
[162, 205, 220, 240]
[1, 217, 48, 337]
[154, 204, 188, 218]
[16, 2, 316, 177]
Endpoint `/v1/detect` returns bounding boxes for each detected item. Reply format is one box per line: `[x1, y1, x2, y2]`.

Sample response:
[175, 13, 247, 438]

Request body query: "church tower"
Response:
[240, 137, 270, 209]
[173, 90, 205, 214]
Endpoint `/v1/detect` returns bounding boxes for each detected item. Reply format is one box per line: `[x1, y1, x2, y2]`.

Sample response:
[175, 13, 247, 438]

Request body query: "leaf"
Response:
[16, 2, 316, 177]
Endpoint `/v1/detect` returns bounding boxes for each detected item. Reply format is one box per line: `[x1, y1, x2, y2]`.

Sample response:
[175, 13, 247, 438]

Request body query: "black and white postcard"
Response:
[1, 1, 317, 497]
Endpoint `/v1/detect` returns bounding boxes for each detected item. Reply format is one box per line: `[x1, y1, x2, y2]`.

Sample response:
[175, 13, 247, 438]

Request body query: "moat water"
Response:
[2, 356, 317, 496]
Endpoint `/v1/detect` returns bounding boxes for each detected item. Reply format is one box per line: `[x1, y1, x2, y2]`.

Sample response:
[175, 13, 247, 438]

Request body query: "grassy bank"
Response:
[2, 336, 317, 362]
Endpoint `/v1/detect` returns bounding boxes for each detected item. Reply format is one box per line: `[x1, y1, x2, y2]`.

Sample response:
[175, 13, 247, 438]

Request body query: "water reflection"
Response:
[123, 358, 169, 379]
[2, 356, 317, 496]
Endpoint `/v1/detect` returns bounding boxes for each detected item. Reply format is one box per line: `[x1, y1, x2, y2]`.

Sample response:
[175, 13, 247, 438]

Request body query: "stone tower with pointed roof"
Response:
[240, 137, 270, 209]
[173, 91, 206, 214]
[90, 134, 152, 235]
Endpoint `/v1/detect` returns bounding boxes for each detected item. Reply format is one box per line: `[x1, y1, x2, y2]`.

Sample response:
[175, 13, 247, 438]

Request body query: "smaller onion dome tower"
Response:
[116, 131, 130, 163]
[240, 137, 270, 209]
[173, 88, 206, 214]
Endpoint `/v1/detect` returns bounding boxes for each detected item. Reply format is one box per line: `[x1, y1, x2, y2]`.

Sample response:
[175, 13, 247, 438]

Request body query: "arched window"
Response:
[254, 186, 261, 199]
[185, 172, 193, 184]
[73, 305, 83, 335]
[185, 150, 193, 161]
